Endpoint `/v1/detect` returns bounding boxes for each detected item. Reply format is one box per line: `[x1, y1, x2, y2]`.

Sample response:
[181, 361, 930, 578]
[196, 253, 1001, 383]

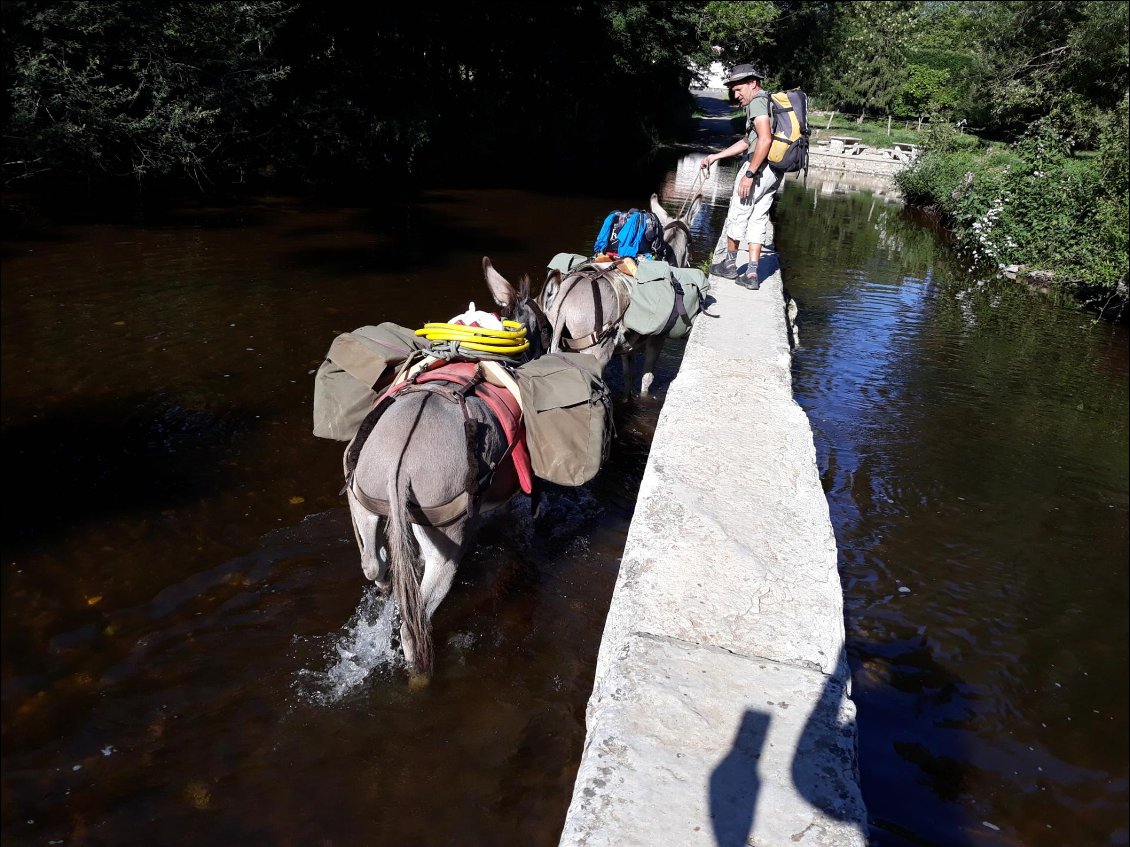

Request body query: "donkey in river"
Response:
[538, 192, 704, 399]
[343, 257, 549, 682]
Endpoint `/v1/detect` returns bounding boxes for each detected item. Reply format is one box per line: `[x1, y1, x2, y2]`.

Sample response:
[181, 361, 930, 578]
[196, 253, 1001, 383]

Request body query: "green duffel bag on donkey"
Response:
[513, 352, 613, 487]
[666, 265, 710, 339]
[312, 323, 427, 441]
[624, 259, 710, 339]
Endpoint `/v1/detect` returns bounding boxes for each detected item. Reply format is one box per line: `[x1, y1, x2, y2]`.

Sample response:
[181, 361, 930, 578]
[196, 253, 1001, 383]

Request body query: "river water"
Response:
[774, 171, 1128, 847]
[2, 157, 1127, 846]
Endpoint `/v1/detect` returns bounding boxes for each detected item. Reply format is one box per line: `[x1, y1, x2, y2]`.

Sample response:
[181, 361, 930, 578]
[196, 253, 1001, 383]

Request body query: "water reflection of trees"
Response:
[782, 173, 1129, 847]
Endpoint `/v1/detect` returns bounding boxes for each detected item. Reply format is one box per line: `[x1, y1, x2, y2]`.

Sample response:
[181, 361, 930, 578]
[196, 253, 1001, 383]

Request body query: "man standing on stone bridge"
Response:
[700, 63, 779, 291]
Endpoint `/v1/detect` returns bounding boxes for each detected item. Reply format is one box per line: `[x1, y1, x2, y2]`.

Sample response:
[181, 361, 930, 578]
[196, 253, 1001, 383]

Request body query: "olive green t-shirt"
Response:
[744, 91, 772, 146]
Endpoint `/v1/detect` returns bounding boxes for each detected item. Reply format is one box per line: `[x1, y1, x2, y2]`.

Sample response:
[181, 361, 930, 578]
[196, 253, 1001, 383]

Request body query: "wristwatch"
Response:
[745, 169, 756, 178]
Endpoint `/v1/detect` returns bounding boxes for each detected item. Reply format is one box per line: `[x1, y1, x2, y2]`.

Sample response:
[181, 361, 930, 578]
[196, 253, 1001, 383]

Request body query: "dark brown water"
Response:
[3, 160, 1127, 847]
[1, 185, 697, 847]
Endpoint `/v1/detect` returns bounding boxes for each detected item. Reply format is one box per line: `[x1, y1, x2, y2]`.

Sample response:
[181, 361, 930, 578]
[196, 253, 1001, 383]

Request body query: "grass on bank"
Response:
[727, 110, 926, 149]
[809, 112, 927, 148]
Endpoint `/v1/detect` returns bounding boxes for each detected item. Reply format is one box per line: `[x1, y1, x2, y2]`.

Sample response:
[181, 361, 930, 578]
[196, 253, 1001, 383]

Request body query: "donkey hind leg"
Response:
[414, 523, 464, 620]
[638, 336, 666, 399]
[346, 488, 391, 592]
[397, 523, 463, 681]
[619, 351, 637, 399]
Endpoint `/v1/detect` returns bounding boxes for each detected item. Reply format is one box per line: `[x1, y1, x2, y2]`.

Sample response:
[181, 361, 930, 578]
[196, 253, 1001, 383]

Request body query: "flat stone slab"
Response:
[593, 370, 847, 675]
[808, 148, 906, 177]
[560, 635, 866, 847]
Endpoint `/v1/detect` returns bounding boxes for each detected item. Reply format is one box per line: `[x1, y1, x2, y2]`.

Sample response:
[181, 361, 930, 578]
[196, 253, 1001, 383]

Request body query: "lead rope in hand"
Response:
[673, 166, 706, 223]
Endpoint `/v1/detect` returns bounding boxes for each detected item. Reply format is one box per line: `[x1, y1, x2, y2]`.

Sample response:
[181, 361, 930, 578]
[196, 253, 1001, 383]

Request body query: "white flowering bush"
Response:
[895, 113, 1129, 319]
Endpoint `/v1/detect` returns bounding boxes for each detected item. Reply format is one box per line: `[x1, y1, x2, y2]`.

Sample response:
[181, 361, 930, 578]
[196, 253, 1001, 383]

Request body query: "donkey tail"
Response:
[550, 314, 568, 355]
[387, 458, 433, 676]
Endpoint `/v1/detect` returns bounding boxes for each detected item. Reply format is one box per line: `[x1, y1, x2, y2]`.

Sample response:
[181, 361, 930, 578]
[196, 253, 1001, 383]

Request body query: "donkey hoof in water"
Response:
[639, 373, 658, 400]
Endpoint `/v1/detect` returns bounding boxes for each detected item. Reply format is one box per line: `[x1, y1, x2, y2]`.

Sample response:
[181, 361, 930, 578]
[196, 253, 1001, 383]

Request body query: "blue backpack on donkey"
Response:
[593, 209, 673, 262]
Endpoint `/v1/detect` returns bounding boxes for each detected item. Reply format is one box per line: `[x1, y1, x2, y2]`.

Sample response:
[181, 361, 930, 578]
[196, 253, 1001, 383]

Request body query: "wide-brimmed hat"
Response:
[723, 63, 764, 86]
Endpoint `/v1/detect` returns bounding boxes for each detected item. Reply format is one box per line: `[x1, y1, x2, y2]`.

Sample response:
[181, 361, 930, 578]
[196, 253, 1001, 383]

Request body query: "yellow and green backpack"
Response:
[754, 89, 810, 177]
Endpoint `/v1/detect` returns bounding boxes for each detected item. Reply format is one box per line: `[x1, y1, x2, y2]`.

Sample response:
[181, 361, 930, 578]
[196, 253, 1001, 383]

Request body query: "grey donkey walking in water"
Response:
[343, 257, 549, 683]
[538, 192, 703, 399]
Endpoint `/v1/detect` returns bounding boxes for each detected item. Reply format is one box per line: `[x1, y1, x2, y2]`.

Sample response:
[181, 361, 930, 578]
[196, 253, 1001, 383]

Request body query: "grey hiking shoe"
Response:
[709, 251, 738, 279]
[735, 264, 761, 290]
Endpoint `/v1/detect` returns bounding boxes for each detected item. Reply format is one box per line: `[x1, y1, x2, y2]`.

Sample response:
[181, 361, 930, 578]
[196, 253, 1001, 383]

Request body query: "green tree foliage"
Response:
[772, 1, 980, 119]
[896, 111, 1129, 315]
[897, 47, 982, 120]
[897, 62, 952, 118]
[904, 0, 985, 121]
[813, 1, 923, 115]
[769, 1, 847, 93]
[2, 0, 1125, 208]
[696, 0, 778, 70]
[962, 0, 1129, 143]
[888, 2, 1128, 318]
[2, 1, 712, 192]
[3, 0, 293, 187]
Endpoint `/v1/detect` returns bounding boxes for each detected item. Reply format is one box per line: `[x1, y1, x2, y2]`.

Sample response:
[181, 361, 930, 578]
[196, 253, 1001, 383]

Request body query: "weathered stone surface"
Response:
[560, 636, 865, 847]
[558, 249, 868, 846]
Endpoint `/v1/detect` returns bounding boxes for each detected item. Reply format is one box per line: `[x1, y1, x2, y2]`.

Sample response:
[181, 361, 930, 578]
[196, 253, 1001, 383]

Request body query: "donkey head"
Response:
[649, 191, 703, 269]
[483, 256, 551, 360]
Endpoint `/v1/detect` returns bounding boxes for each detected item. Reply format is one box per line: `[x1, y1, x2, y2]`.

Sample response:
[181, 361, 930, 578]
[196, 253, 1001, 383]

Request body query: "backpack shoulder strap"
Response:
[593, 210, 620, 254]
[749, 90, 772, 128]
[617, 211, 645, 258]
[642, 211, 663, 256]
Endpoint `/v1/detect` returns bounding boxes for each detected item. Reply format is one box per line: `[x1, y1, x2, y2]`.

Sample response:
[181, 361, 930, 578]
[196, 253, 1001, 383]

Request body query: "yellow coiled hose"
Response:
[415, 320, 529, 355]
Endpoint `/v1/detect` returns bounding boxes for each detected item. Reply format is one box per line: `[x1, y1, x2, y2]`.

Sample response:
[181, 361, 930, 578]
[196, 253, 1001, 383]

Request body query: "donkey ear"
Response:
[650, 192, 671, 225]
[482, 256, 517, 311]
[686, 192, 704, 224]
[540, 270, 562, 308]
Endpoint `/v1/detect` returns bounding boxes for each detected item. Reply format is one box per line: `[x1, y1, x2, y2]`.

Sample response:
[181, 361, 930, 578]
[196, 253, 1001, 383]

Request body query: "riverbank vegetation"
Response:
[887, 2, 1129, 322]
[2, 2, 711, 196]
[3, 1, 1126, 318]
[896, 105, 1128, 321]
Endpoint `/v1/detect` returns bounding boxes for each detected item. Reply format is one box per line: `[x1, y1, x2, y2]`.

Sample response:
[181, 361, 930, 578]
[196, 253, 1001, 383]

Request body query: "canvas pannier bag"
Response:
[666, 266, 710, 339]
[624, 259, 677, 335]
[513, 352, 612, 487]
[312, 323, 427, 441]
[625, 259, 710, 339]
[547, 252, 591, 273]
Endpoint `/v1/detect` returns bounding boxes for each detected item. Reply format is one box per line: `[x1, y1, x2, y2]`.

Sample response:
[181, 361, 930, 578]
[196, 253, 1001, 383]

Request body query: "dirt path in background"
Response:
[691, 88, 738, 143]
[665, 88, 739, 152]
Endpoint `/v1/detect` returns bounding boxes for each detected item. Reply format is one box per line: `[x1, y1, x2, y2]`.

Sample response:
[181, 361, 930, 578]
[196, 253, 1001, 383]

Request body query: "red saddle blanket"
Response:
[385, 361, 533, 496]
